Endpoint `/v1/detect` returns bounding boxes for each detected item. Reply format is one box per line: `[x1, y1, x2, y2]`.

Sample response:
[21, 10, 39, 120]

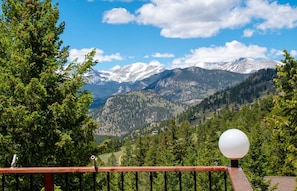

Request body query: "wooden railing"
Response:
[0, 166, 253, 191]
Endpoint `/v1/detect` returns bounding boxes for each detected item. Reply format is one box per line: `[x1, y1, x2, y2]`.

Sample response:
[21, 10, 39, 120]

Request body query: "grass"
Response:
[99, 147, 125, 165]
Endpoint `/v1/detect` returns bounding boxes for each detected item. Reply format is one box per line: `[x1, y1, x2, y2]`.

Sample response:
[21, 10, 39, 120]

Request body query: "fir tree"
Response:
[0, 0, 98, 167]
[270, 50, 297, 175]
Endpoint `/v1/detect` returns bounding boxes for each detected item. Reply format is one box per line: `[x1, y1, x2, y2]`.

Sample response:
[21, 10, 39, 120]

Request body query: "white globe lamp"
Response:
[218, 129, 250, 167]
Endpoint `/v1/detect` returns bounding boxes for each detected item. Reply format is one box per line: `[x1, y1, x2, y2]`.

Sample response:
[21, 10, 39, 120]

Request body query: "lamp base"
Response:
[231, 160, 239, 168]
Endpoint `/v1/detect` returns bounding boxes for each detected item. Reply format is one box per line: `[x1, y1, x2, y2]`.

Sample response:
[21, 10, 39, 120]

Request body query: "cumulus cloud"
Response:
[171, 40, 268, 68]
[102, 0, 297, 38]
[152, 52, 174, 58]
[68, 48, 123, 63]
[102, 8, 135, 24]
[245, 0, 297, 30]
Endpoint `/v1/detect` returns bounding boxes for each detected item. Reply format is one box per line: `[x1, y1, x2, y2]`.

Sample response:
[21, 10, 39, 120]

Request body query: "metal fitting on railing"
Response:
[90, 155, 98, 172]
[10, 154, 18, 168]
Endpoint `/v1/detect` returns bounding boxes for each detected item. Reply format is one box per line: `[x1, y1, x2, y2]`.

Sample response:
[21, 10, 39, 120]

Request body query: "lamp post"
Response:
[218, 129, 250, 168]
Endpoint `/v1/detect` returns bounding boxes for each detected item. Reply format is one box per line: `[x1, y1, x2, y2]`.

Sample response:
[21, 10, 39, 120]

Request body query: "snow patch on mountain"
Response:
[87, 61, 164, 84]
[86, 58, 280, 84]
[194, 58, 280, 74]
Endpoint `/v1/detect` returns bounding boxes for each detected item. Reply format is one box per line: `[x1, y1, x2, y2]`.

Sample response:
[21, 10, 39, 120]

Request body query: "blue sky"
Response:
[56, 0, 297, 71]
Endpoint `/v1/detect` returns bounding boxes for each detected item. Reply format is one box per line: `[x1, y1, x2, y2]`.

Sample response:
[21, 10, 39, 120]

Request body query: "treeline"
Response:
[99, 97, 273, 190]
[100, 59, 297, 190]
[178, 68, 277, 124]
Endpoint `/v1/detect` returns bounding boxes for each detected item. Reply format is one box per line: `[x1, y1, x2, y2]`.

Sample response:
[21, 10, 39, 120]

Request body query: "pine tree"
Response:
[0, 0, 98, 167]
[269, 50, 297, 175]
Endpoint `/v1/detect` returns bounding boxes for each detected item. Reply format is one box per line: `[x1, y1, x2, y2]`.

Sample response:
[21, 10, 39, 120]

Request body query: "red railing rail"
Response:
[228, 167, 253, 191]
[0, 166, 227, 173]
[0, 166, 253, 191]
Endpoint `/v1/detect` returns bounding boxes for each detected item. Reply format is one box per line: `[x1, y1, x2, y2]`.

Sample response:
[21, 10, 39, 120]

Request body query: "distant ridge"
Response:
[91, 68, 249, 136]
[193, 58, 280, 74]
[91, 68, 277, 137]
[86, 58, 279, 84]
[84, 58, 279, 108]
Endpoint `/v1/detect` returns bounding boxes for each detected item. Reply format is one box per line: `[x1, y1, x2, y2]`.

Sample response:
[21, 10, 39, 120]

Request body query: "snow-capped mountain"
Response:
[86, 62, 164, 84]
[86, 58, 280, 84]
[194, 58, 280, 74]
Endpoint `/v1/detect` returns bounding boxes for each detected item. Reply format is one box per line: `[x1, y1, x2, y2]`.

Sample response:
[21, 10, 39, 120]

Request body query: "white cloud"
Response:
[291, 50, 297, 57]
[245, 0, 297, 30]
[171, 40, 268, 68]
[103, 0, 297, 38]
[148, 60, 164, 67]
[68, 48, 123, 63]
[243, 29, 254, 37]
[152, 52, 174, 58]
[102, 8, 135, 24]
[269, 49, 284, 58]
[135, 0, 243, 38]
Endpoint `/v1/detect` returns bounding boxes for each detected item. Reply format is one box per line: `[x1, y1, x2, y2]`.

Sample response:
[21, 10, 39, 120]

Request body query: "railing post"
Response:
[2, 174, 5, 191]
[135, 172, 138, 191]
[79, 173, 82, 191]
[30, 174, 33, 191]
[208, 172, 212, 191]
[121, 172, 124, 191]
[93, 172, 97, 191]
[164, 172, 167, 191]
[65, 173, 69, 191]
[15, 174, 19, 190]
[107, 172, 110, 191]
[179, 172, 182, 191]
[193, 172, 197, 191]
[150, 172, 153, 191]
[224, 172, 227, 191]
[44, 173, 54, 191]
[228, 167, 253, 191]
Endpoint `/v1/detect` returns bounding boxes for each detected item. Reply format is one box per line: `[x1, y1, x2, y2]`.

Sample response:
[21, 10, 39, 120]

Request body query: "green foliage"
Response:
[40, 184, 62, 191]
[269, 50, 297, 176]
[112, 97, 275, 190]
[93, 63, 290, 190]
[0, 0, 98, 170]
[97, 59, 297, 190]
[95, 66, 282, 190]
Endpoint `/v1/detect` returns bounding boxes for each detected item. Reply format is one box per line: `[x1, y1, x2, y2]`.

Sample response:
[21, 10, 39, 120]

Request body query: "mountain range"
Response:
[88, 58, 279, 137]
[91, 68, 277, 137]
[86, 57, 279, 84]
[84, 58, 279, 108]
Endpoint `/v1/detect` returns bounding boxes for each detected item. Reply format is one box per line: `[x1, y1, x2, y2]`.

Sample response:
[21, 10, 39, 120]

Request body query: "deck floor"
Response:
[265, 176, 296, 191]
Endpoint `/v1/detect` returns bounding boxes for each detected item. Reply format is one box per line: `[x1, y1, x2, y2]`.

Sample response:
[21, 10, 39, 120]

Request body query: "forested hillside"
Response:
[1, 0, 295, 191]
[98, 53, 297, 190]
[123, 68, 277, 138]
[178, 68, 277, 124]
[91, 90, 186, 136]
[91, 68, 250, 137]
[145, 67, 248, 105]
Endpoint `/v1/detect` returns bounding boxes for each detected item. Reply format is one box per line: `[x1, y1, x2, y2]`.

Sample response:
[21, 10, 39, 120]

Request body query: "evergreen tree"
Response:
[133, 136, 148, 166]
[270, 50, 297, 175]
[107, 153, 118, 166]
[0, 0, 98, 167]
[121, 140, 134, 166]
